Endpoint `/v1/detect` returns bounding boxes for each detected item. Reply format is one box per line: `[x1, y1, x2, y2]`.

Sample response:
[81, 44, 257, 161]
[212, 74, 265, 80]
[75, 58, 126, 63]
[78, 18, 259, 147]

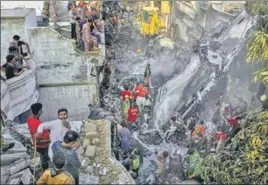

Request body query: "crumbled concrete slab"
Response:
[20, 168, 33, 184]
[85, 131, 99, 138]
[9, 158, 30, 175]
[85, 145, 96, 158]
[1, 152, 28, 166]
[79, 173, 99, 184]
[83, 139, 91, 147]
[92, 138, 100, 145]
[1, 166, 10, 184]
[85, 123, 97, 132]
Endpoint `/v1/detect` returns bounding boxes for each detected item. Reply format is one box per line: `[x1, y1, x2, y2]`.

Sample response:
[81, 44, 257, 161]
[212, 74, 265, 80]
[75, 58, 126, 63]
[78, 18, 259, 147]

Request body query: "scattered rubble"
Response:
[79, 119, 135, 184]
[1, 128, 37, 185]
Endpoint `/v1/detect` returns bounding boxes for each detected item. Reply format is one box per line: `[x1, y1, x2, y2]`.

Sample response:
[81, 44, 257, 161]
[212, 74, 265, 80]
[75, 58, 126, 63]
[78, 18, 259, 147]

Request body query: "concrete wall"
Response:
[0, 60, 39, 121]
[28, 27, 99, 121]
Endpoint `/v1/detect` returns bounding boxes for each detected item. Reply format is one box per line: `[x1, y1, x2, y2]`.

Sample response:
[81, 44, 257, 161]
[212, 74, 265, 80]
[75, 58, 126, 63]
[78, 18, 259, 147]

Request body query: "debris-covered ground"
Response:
[98, 1, 261, 184]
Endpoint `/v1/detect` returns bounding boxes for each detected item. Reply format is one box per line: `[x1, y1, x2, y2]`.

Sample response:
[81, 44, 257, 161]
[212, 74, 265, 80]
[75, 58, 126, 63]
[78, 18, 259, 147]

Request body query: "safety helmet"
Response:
[136, 48, 142, 54]
[261, 95, 267, 102]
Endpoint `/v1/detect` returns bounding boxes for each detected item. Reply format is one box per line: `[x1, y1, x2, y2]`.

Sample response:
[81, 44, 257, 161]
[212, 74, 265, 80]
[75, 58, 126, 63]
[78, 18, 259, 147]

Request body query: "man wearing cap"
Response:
[52, 131, 81, 185]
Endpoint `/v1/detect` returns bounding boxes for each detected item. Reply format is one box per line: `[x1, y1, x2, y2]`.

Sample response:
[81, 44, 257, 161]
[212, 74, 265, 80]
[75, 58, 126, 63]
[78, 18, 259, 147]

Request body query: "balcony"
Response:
[1, 59, 39, 121]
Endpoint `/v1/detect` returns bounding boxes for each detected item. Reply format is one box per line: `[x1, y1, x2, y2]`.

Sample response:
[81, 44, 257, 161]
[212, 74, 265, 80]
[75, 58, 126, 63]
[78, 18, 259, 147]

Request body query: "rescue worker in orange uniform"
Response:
[134, 82, 148, 113]
[192, 120, 205, 140]
[127, 103, 139, 131]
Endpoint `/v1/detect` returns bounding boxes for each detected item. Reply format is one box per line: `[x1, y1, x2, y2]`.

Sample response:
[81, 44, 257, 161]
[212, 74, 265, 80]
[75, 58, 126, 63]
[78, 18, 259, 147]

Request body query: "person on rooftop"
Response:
[10, 35, 31, 55]
[4, 54, 25, 80]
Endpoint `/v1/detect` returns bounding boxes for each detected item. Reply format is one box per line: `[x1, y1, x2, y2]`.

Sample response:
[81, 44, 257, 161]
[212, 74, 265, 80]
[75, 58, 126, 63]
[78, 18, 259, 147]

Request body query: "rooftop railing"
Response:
[1, 58, 38, 121]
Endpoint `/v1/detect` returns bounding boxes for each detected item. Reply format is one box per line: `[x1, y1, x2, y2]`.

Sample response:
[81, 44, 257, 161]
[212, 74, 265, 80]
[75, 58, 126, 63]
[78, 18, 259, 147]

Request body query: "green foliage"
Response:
[247, 31, 268, 63]
[245, 1, 268, 16]
[201, 110, 268, 184]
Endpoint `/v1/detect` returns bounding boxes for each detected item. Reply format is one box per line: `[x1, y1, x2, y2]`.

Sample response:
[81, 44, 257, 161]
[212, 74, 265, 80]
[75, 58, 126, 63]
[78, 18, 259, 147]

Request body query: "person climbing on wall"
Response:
[27, 103, 51, 171]
[127, 102, 139, 131]
[52, 131, 81, 185]
[192, 120, 206, 141]
[130, 148, 143, 177]
[185, 149, 204, 183]
[118, 121, 132, 154]
[134, 82, 147, 113]
[37, 151, 75, 185]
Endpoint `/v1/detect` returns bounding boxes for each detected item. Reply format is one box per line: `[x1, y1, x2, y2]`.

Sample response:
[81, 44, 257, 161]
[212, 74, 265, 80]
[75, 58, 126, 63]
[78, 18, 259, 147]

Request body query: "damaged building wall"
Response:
[171, 1, 237, 46]
[28, 28, 99, 121]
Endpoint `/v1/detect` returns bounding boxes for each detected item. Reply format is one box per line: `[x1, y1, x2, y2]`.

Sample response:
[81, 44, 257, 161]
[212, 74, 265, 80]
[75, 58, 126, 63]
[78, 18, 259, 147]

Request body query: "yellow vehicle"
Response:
[137, 6, 166, 36]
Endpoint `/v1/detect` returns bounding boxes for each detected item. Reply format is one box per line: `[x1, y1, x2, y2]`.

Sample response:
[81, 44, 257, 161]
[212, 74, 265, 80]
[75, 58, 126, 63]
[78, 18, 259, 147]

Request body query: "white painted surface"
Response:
[0, 60, 39, 121]
[28, 27, 98, 121]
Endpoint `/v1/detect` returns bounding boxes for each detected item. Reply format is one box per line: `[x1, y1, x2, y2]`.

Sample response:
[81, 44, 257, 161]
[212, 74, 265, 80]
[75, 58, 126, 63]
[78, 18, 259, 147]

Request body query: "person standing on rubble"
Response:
[144, 63, 152, 88]
[155, 151, 169, 176]
[185, 149, 204, 183]
[192, 120, 206, 141]
[27, 103, 51, 171]
[118, 121, 132, 154]
[35, 108, 81, 159]
[37, 151, 75, 185]
[120, 85, 132, 121]
[134, 82, 147, 113]
[127, 103, 139, 131]
[52, 131, 81, 185]
[130, 148, 142, 177]
[69, 2, 77, 39]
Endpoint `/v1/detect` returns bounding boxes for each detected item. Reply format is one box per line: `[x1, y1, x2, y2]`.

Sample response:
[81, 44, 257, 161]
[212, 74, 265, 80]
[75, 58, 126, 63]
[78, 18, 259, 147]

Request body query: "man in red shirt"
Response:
[127, 103, 139, 131]
[27, 103, 50, 171]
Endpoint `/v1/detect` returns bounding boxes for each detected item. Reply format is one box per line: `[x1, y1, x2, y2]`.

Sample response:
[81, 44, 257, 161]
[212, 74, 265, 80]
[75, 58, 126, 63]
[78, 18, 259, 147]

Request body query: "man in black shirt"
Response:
[5, 54, 25, 80]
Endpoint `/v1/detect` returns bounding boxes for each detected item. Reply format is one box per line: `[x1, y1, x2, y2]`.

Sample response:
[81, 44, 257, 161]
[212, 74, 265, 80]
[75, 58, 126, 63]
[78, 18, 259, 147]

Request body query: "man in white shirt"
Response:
[35, 108, 82, 159]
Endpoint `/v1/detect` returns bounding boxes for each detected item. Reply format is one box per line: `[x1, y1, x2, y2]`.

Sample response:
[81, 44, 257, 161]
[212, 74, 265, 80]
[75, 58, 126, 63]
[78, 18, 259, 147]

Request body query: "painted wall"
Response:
[28, 27, 99, 121]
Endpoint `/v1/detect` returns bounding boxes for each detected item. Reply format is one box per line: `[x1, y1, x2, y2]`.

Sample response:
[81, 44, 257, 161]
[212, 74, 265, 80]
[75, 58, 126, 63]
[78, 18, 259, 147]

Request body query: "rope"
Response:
[32, 139, 37, 183]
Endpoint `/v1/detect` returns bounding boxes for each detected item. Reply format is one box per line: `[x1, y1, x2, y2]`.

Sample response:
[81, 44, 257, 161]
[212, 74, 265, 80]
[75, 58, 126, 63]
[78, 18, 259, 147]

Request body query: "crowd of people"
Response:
[27, 103, 81, 184]
[115, 63, 155, 179]
[68, 1, 106, 52]
[1, 35, 31, 81]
